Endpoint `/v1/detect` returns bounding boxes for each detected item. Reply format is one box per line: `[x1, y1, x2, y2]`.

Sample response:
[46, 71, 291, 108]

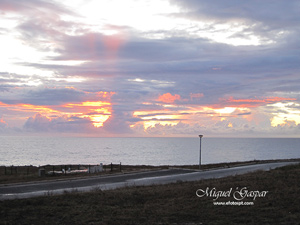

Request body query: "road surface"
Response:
[0, 161, 298, 200]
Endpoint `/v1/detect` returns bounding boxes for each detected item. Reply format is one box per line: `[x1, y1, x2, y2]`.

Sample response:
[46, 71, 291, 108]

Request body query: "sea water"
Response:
[0, 136, 300, 166]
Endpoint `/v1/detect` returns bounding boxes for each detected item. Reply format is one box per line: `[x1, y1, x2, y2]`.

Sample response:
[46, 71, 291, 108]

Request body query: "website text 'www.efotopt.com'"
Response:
[213, 201, 254, 206]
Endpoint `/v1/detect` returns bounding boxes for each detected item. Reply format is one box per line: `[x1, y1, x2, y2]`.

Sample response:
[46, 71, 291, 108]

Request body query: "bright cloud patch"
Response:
[270, 102, 300, 127]
[63, 101, 112, 127]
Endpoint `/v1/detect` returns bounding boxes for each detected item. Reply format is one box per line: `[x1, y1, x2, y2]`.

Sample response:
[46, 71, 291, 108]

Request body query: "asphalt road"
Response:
[0, 161, 298, 200]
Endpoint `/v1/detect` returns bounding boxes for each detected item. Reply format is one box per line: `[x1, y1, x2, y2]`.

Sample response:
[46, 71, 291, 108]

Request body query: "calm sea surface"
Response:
[1, 137, 300, 166]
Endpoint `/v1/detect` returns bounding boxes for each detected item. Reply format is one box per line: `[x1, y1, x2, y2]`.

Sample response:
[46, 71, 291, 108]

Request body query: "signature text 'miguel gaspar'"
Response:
[196, 187, 268, 201]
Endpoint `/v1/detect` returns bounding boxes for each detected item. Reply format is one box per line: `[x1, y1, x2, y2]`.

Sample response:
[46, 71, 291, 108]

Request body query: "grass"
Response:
[1, 161, 300, 224]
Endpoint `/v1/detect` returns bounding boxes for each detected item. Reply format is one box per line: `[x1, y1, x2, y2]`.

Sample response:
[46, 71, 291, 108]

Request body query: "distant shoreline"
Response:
[1, 158, 300, 185]
[1, 157, 300, 167]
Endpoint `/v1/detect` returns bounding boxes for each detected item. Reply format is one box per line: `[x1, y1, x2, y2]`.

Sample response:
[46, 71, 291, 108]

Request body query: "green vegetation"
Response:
[1, 162, 299, 224]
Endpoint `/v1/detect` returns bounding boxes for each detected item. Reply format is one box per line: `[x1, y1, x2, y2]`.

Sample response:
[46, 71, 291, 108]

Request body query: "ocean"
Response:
[1, 136, 300, 166]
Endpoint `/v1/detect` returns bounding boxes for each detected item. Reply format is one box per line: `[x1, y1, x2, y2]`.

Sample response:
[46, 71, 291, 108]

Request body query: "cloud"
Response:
[23, 113, 52, 132]
[157, 93, 181, 103]
[102, 113, 133, 134]
[0, 86, 114, 106]
[190, 93, 204, 100]
[23, 113, 97, 133]
[170, 0, 300, 31]
[0, 0, 300, 137]
[24, 87, 85, 105]
[217, 97, 298, 108]
[0, 0, 72, 14]
[0, 118, 7, 129]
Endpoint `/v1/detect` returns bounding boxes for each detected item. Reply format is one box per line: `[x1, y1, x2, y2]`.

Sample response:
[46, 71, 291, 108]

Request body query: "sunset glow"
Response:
[132, 95, 299, 134]
[87, 114, 111, 128]
[214, 107, 236, 115]
[64, 101, 112, 127]
[0, 99, 112, 128]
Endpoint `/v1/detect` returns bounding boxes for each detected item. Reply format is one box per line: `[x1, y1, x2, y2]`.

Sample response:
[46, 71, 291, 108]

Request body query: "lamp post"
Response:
[199, 135, 203, 170]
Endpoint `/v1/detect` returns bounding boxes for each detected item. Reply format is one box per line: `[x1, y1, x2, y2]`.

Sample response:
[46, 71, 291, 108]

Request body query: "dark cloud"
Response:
[237, 112, 251, 116]
[24, 88, 84, 105]
[0, 85, 113, 107]
[170, 0, 300, 27]
[0, 87, 84, 105]
[102, 111, 133, 134]
[23, 113, 97, 133]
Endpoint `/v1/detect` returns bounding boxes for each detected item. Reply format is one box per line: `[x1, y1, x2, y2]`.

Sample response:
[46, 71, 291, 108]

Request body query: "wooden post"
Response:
[120, 162, 121, 172]
[111, 163, 113, 172]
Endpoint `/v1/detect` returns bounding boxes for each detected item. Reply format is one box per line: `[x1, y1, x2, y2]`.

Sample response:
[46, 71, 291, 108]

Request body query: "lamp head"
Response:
[199, 135, 203, 138]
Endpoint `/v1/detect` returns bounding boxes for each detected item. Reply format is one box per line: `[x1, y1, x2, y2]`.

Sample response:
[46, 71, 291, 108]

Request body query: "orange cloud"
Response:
[157, 93, 181, 103]
[0, 118, 7, 126]
[0, 88, 116, 128]
[20, 104, 60, 114]
[0, 101, 59, 114]
[0, 99, 113, 128]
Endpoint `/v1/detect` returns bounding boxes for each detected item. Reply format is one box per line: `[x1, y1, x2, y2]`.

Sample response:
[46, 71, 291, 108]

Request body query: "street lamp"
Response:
[199, 135, 203, 170]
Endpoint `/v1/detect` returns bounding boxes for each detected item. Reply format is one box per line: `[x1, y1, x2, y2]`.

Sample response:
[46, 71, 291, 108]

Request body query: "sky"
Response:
[0, 0, 300, 137]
